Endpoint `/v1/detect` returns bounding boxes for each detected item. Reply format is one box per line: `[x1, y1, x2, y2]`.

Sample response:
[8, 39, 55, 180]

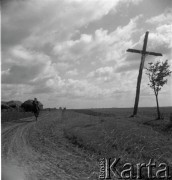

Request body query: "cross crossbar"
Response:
[145, 51, 162, 56]
[127, 49, 142, 54]
[127, 49, 162, 56]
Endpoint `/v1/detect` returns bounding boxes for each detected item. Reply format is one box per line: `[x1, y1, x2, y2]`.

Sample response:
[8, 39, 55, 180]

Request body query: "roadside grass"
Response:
[28, 110, 99, 179]
[1, 109, 52, 123]
[63, 109, 172, 178]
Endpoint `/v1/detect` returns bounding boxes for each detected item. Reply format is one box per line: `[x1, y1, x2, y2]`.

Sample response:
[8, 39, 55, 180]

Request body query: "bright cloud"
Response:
[146, 8, 172, 25]
[87, 66, 114, 82]
[66, 69, 78, 76]
[146, 9, 172, 58]
[53, 15, 141, 65]
[2, 46, 56, 84]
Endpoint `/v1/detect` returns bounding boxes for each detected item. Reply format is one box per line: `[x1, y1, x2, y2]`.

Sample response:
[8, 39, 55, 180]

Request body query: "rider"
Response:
[32, 98, 40, 121]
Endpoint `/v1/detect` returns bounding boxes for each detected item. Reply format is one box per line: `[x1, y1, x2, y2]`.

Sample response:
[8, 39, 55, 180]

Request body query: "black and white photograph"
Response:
[1, 0, 172, 179]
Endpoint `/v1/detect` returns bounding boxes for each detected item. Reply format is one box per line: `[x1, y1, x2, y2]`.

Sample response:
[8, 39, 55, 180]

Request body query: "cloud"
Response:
[87, 66, 115, 82]
[146, 8, 172, 25]
[62, 78, 133, 99]
[115, 62, 139, 72]
[53, 14, 142, 64]
[50, 78, 115, 99]
[66, 69, 79, 76]
[3, 0, 141, 89]
[124, 12, 172, 67]
[2, 0, 131, 51]
[2, 46, 57, 84]
[55, 62, 71, 72]
[2, 0, 143, 55]
[1, 11, 143, 103]
[31, 76, 65, 94]
[53, 34, 93, 62]
[1, 84, 33, 101]
[144, 21, 172, 66]
[144, 9, 172, 60]
[4, 0, 171, 109]
[148, 25, 172, 55]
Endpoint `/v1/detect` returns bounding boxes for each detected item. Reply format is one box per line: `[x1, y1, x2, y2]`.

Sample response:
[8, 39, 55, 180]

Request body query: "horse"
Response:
[32, 98, 40, 121]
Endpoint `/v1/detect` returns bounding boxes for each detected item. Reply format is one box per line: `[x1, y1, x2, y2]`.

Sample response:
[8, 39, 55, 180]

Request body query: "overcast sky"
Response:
[1, 0, 172, 108]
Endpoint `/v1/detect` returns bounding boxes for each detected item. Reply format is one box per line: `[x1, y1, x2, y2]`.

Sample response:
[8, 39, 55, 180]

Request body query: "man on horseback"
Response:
[32, 98, 40, 121]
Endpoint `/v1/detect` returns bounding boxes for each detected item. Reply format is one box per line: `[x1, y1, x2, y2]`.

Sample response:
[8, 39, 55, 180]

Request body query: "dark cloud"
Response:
[2, 64, 44, 84]
[1, 0, 11, 6]
[116, 62, 139, 72]
[1, 25, 31, 50]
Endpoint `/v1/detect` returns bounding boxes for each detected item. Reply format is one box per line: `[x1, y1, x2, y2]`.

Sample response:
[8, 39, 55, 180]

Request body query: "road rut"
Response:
[2, 111, 98, 180]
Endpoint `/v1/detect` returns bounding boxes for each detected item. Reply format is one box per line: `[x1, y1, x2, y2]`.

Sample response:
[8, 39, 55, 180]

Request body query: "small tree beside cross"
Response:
[145, 60, 172, 119]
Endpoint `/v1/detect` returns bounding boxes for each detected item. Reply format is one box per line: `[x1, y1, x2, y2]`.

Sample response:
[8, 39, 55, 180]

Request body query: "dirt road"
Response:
[2, 111, 98, 180]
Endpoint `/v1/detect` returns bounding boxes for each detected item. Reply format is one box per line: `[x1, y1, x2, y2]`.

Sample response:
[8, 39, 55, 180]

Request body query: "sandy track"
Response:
[2, 111, 98, 180]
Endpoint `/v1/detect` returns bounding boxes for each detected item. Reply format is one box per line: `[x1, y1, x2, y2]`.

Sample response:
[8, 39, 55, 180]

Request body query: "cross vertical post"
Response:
[127, 31, 162, 117]
[133, 32, 148, 116]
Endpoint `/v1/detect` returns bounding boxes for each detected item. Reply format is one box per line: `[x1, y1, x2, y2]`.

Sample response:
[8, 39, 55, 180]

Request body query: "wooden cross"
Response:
[127, 31, 162, 116]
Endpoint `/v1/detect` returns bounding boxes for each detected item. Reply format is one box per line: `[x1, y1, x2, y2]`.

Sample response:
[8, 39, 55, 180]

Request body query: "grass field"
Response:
[2, 107, 172, 179]
[64, 107, 172, 178]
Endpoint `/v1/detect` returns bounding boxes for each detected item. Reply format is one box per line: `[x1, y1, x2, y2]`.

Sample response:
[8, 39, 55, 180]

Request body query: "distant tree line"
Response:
[1, 100, 43, 112]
